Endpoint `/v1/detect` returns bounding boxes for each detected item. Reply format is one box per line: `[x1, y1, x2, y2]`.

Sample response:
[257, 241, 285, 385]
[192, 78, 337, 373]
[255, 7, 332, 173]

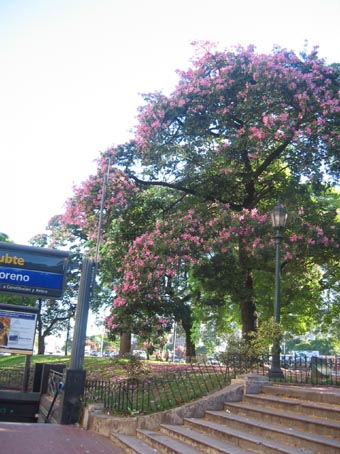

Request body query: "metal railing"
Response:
[280, 355, 340, 385]
[45, 369, 64, 423]
[1, 354, 339, 418]
[83, 361, 231, 415]
[0, 366, 34, 390]
[47, 369, 64, 397]
[82, 354, 340, 416]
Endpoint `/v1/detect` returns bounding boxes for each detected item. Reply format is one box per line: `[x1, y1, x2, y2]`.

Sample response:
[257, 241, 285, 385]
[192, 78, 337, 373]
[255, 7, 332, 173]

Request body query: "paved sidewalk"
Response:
[0, 422, 125, 454]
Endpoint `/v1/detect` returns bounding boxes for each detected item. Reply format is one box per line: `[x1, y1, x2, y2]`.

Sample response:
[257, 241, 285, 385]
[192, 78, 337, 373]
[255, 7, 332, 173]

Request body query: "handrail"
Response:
[45, 381, 64, 423]
[44, 369, 64, 423]
[47, 369, 64, 396]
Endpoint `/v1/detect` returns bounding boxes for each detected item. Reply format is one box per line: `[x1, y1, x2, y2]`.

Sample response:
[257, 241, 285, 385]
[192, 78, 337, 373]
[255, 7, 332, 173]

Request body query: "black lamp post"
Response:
[269, 201, 288, 379]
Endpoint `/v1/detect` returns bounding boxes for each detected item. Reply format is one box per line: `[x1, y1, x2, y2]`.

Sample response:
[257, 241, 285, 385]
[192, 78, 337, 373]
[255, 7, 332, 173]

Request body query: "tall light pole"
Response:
[269, 201, 288, 379]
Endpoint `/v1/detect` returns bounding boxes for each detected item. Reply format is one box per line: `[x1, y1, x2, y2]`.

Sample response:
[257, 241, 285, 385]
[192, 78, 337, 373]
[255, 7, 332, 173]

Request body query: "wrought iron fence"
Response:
[0, 366, 35, 390]
[83, 361, 232, 415]
[83, 354, 340, 416]
[279, 354, 340, 385]
[0, 365, 64, 392]
[217, 353, 340, 385]
[1, 354, 339, 417]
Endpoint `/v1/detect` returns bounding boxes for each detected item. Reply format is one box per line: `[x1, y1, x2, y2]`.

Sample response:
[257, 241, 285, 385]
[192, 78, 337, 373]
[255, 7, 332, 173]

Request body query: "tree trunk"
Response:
[240, 269, 258, 338]
[119, 332, 131, 357]
[238, 241, 258, 338]
[182, 320, 196, 360]
[38, 335, 45, 355]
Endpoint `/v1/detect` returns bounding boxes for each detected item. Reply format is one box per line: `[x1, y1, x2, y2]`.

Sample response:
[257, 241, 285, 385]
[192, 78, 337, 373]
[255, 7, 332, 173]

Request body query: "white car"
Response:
[132, 350, 147, 359]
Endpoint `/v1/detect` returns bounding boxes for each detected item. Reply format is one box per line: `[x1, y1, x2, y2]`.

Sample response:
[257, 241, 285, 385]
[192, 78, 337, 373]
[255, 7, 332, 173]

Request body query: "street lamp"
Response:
[269, 201, 288, 379]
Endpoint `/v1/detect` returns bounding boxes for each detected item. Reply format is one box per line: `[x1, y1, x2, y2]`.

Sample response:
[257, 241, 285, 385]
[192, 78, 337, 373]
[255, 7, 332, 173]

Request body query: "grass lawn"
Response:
[0, 354, 175, 380]
[0, 354, 113, 375]
[0, 354, 231, 415]
[0, 354, 71, 367]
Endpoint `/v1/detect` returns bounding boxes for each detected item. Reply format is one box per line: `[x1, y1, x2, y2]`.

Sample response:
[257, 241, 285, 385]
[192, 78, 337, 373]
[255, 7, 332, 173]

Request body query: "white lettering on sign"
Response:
[0, 272, 30, 282]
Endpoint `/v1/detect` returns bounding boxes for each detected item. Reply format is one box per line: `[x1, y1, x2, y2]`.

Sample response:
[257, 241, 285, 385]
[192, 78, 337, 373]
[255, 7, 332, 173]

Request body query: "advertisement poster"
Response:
[0, 305, 38, 355]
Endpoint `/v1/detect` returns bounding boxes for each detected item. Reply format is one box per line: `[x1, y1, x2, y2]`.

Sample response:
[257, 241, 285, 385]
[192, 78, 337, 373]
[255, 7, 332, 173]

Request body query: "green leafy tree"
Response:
[54, 43, 340, 353]
[109, 43, 340, 336]
[0, 233, 11, 242]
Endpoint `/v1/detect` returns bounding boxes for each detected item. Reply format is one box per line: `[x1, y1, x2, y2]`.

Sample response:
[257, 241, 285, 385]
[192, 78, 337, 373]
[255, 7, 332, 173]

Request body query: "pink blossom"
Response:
[114, 297, 127, 307]
[284, 252, 293, 261]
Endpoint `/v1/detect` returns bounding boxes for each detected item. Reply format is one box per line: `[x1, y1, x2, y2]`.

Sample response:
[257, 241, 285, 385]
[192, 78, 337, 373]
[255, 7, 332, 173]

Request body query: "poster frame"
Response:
[0, 303, 39, 355]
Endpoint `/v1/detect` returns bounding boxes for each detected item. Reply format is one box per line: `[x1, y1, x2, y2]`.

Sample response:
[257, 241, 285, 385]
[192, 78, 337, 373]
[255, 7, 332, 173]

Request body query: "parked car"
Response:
[90, 350, 99, 357]
[207, 356, 220, 365]
[110, 351, 119, 358]
[132, 350, 147, 359]
[103, 351, 111, 357]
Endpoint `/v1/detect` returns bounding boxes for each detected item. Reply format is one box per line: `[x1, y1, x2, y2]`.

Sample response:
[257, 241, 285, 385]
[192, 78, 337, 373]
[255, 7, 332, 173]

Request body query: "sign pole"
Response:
[22, 354, 32, 392]
[60, 257, 94, 424]
[69, 257, 94, 370]
[61, 161, 109, 423]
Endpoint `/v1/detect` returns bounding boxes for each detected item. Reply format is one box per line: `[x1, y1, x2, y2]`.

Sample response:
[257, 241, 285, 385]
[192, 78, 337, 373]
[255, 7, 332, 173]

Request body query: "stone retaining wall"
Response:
[81, 374, 269, 437]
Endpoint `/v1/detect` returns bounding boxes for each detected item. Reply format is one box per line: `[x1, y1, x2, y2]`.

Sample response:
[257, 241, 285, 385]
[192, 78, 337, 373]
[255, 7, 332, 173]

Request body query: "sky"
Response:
[1, 0, 340, 245]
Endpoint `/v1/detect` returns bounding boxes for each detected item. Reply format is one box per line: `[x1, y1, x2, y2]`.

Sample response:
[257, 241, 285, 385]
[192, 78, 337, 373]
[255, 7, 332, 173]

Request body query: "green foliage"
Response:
[221, 318, 282, 359]
[285, 337, 340, 355]
[195, 345, 208, 355]
[248, 318, 282, 357]
[48, 44, 340, 351]
[0, 233, 11, 242]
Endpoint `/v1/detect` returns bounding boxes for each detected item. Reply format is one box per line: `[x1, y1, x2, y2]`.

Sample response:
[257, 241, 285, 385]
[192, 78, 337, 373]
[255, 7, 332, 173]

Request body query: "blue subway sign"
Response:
[0, 242, 70, 298]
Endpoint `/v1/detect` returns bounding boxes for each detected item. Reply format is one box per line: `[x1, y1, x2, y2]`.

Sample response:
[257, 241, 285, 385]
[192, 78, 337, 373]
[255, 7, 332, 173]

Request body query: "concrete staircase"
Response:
[113, 384, 340, 454]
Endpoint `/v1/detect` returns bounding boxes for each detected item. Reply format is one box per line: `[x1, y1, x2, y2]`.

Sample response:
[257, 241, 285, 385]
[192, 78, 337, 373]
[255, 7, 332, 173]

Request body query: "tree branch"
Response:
[129, 173, 244, 211]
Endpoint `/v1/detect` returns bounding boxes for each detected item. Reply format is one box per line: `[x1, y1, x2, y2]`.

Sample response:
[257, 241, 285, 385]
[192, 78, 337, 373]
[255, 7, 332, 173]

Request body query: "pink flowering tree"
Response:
[108, 43, 340, 337]
[53, 156, 185, 354]
[106, 199, 340, 342]
[53, 43, 340, 352]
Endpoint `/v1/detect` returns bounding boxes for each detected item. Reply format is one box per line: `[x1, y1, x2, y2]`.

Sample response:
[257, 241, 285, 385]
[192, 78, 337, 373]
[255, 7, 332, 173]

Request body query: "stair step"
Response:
[111, 385, 340, 454]
[112, 433, 161, 454]
[204, 410, 340, 453]
[243, 393, 340, 421]
[224, 401, 340, 438]
[184, 417, 315, 454]
[137, 428, 204, 454]
[160, 423, 253, 453]
[262, 385, 340, 406]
